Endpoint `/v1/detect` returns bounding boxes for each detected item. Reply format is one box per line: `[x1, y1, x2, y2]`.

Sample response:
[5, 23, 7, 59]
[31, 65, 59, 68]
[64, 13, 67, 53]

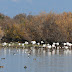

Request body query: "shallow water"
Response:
[0, 47, 72, 72]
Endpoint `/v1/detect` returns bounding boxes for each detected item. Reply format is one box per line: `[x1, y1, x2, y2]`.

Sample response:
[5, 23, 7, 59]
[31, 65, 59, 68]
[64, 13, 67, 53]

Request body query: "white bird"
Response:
[28, 53, 30, 56]
[56, 42, 59, 46]
[57, 46, 60, 49]
[25, 41, 28, 44]
[66, 42, 70, 46]
[22, 43, 25, 47]
[9, 44, 11, 46]
[37, 43, 40, 45]
[47, 44, 50, 46]
[63, 43, 66, 45]
[68, 43, 72, 47]
[53, 42, 56, 45]
[41, 41, 44, 44]
[42, 44, 46, 47]
[31, 41, 36, 44]
[64, 46, 68, 49]
[52, 44, 55, 48]
[47, 45, 51, 49]
[2, 42, 7, 46]
[18, 43, 21, 46]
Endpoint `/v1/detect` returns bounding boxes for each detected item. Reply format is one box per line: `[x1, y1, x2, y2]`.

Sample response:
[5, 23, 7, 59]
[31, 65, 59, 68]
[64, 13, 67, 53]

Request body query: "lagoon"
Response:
[0, 47, 72, 72]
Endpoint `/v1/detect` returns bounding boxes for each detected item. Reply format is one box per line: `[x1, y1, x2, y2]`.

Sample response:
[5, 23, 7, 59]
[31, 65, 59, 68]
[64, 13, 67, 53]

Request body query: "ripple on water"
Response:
[0, 48, 72, 72]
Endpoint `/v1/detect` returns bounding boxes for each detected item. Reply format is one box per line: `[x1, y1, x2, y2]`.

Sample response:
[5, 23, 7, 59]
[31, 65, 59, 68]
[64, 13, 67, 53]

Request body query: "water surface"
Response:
[0, 47, 72, 72]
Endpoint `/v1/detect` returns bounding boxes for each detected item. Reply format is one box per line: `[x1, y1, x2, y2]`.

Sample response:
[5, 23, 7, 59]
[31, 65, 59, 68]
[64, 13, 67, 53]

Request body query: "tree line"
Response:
[0, 11, 72, 43]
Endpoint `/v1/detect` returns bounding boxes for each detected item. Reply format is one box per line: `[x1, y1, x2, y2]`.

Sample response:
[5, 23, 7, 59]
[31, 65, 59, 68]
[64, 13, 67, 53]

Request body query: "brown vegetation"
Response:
[0, 12, 72, 43]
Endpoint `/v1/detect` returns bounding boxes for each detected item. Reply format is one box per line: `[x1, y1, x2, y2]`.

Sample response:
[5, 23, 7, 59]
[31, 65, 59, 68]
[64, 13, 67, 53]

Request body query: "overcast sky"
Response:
[0, 0, 72, 17]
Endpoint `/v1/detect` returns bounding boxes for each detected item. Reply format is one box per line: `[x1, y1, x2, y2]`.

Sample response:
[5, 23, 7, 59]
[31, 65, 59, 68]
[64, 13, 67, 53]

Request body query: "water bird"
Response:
[64, 46, 68, 49]
[8, 44, 11, 46]
[66, 42, 70, 46]
[56, 42, 59, 46]
[18, 43, 21, 46]
[25, 41, 28, 44]
[31, 41, 36, 44]
[42, 44, 46, 48]
[24, 66, 27, 69]
[41, 41, 44, 44]
[53, 42, 56, 45]
[22, 43, 25, 47]
[2, 42, 7, 46]
[0, 66, 4, 68]
[28, 56, 30, 58]
[47, 45, 51, 49]
[52, 44, 56, 48]
[1, 58, 5, 59]
[63, 43, 67, 46]
[13, 53, 16, 55]
[28, 53, 30, 56]
[37, 43, 40, 45]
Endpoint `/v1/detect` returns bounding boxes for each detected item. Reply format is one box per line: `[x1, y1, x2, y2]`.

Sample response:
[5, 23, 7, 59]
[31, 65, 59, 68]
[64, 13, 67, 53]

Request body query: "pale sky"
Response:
[0, 0, 72, 17]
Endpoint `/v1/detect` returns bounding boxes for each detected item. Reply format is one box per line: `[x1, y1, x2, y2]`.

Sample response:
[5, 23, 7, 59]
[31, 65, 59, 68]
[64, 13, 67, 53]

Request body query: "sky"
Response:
[0, 0, 72, 18]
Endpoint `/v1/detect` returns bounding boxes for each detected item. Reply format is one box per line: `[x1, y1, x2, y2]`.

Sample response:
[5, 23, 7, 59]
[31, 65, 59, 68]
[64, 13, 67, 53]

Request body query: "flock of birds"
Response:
[1, 41, 72, 69]
[1, 41, 72, 50]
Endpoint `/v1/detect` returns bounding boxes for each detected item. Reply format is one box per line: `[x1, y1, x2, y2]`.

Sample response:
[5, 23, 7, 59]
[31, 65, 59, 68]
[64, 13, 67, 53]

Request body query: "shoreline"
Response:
[0, 42, 72, 50]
